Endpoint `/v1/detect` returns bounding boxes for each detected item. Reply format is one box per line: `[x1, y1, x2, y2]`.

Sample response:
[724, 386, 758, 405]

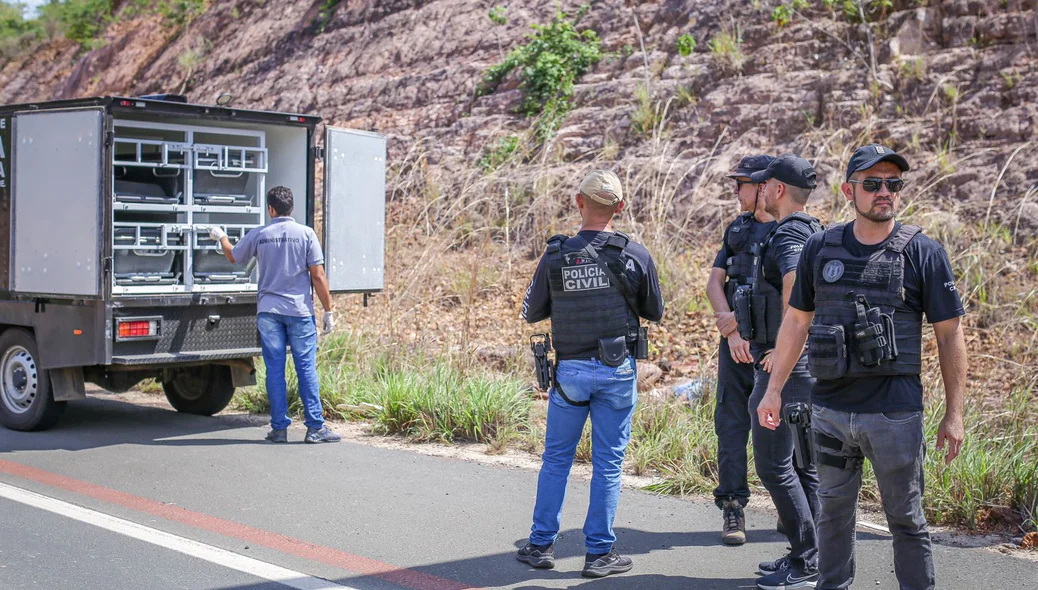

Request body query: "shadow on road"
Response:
[0, 394, 266, 453]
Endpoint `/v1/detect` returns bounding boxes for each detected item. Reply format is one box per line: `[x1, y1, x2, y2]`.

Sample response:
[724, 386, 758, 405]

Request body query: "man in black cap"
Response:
[757, 144, 966, 590]
[747, 154, 824, 590]
[706, 154, 776, 545]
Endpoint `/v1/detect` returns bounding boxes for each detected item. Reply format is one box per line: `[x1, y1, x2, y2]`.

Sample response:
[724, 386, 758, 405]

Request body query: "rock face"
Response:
[1, 0, 1035, 232]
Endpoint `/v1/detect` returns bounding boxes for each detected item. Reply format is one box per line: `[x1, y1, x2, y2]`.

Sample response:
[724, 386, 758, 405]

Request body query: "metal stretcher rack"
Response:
[111, 120, 266, 295]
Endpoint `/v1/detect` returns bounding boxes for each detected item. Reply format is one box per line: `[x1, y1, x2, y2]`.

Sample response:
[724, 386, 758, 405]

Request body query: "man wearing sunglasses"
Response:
[746, 154, 824, 590]
[757, 144, 967, 590]
[706, 154, 776, 545]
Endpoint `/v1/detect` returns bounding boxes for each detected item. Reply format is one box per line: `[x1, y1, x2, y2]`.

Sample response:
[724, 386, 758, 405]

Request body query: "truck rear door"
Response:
[11, 107, 106, 298]
[322, 127, 386, 293]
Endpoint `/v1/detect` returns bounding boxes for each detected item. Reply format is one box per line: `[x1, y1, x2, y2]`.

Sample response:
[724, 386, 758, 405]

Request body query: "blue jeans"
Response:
[257, 312, 324, 430]
[529, 357, 638, 554]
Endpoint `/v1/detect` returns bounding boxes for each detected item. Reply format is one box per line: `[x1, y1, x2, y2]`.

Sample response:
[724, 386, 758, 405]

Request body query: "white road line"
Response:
[0, 482, 354, 590]
[856, 520, 891, 534]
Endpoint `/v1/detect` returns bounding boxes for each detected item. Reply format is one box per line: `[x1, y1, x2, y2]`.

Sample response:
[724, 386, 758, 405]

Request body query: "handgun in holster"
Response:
[733, 285, 754, 340]
[782, 402, 815, 469]
[851, 294, 897, 367]
[530, 334, 555, 392]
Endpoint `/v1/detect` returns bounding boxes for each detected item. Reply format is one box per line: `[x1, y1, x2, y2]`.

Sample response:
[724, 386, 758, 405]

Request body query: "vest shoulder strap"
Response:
[823, 224, 847, 247]
[763, 212, 821, 250]
[604, 231, 630, 252]
[885, 225, 923, 254]
[546, 234, 568, 254]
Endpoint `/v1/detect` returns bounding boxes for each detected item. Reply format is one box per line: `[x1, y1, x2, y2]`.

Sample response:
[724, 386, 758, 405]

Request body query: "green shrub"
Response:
[676, 32, 695, 57]
[476, 5, 602, 140]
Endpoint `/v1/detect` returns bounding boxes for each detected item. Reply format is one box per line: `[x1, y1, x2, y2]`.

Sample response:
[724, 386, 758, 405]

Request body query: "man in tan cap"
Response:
[517, 169, 664, 579]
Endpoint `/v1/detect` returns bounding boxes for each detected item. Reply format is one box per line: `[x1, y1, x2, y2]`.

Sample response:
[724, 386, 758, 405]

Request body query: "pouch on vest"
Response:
[750, 292, 769, 344]
[808, 324, 849, 380]
[851, 294, 896, 368]
[598, 335, 628, 367]
[734, 285, 754, 340]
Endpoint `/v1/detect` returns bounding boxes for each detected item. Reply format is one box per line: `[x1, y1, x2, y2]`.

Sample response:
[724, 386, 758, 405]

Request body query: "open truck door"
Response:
[11, 108, 106, 299]
[322, 127, 386, 294]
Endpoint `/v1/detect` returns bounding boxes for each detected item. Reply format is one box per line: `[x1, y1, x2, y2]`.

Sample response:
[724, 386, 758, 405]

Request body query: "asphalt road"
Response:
[0, 393, 1034, 590]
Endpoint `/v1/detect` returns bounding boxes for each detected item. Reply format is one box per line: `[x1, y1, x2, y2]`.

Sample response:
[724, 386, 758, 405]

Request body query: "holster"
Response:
[530, 334, 554, 391]
[851, 294, 897, 367]
[782, 403, 815, 469]
[734, 285, 754, 340]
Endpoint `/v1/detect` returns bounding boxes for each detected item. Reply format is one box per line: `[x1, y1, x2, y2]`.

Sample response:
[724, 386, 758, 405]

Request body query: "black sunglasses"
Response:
[848, 177, 905, 193]
[733, 179, 753, 187]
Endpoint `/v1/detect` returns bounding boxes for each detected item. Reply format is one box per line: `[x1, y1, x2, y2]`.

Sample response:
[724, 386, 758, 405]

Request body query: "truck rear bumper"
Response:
[110, 348, 260, 367]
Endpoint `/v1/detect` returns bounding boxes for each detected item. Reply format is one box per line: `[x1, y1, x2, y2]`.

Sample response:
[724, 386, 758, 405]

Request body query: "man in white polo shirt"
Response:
[210, 185, 340, 444]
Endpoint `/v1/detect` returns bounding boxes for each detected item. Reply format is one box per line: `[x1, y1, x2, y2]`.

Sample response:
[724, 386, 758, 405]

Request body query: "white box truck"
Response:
[0, 94, 386, 431]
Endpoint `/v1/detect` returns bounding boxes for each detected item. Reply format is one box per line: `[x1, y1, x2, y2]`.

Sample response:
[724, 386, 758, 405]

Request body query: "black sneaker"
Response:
[756, 563, 818, 589]
[582, 549, 633, 578]
[304, 426, 341, 443]
[516, 542, 555, 569]
[721, 499, 746, 545]
[265, 428, 288, 443]
[757, 555, 790, 576]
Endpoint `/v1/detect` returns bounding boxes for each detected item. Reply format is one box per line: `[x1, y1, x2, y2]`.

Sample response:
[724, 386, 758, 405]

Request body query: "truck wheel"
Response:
[162, 365, 235, 416]
[0, 329, 66, 431]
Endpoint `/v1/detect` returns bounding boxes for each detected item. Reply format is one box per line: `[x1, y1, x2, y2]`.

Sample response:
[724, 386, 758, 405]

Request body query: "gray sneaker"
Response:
[265, 428, 288, 443]
[304, 425, 341, 444]
[516, 542, 555, 569]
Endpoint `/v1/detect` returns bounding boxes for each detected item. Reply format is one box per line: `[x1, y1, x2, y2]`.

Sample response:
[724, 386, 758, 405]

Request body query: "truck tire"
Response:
[162, 365, 235, 416]
[0, 329, 66, 431]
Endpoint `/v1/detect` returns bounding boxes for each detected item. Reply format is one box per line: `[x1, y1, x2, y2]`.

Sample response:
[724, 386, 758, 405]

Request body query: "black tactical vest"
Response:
[808, 223, 923, 379]
[751, 212, 824, 346]
[546, 232, 640, 360]
[724, 212, 757, 308]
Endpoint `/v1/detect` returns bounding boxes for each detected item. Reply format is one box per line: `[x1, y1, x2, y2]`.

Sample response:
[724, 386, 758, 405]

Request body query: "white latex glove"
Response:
[322, 311, 335, 335]
[208, 225, 227, 241]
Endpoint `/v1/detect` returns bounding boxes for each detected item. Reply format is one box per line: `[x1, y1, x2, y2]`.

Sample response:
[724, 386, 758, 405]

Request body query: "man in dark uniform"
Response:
[745, 155, 824, 590]
[516, 169, 665, 578]
[706, 154, 776, 545]
[758, 144, 967, 590]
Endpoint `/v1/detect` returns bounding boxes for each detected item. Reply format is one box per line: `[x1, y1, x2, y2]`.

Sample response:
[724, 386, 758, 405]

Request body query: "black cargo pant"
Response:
[750, 352, 820, 570]
[712, 337, 755, 509]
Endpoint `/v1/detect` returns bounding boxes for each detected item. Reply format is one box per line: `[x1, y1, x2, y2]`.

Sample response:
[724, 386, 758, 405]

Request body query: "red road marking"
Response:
[0, 458, 479, 590]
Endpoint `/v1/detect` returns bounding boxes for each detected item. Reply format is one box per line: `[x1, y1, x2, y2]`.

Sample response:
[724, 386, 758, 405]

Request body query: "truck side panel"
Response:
[0, 299, 108, 369]
[1, 112, 13, 291]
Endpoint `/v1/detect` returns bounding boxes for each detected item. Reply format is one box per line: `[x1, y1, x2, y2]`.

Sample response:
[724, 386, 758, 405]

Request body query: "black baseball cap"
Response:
[727, 154, 775, 179]
[749, 153, 817, 189]
[846, 144, 910, 181]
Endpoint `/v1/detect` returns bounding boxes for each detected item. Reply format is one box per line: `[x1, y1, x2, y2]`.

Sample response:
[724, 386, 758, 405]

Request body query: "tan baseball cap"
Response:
[579, 169, 624, 206]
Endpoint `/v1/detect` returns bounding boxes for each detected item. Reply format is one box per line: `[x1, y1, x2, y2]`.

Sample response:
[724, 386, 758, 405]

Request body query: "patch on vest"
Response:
[562, 264, 610, 291]
[822, 260, 845, 283]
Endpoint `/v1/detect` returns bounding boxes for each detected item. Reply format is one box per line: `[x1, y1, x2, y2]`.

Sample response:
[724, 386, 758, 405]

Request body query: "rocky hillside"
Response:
[2, 0, 1036, 231]
[1, 1, 1036, 387]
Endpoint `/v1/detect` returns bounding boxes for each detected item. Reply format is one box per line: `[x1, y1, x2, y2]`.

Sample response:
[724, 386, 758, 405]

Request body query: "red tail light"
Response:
[117, 319, 160, 340]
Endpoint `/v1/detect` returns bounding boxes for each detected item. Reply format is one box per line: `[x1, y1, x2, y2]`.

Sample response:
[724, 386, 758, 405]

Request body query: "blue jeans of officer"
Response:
[750, 353, 819, 570]
[714, 337, 755, 508]
[529, 357, 638, 554]
[810, 405, 933, 590]
[257, 312, 325, 431]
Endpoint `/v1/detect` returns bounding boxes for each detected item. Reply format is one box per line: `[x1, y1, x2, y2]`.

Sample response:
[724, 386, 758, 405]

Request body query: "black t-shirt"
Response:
[790, 222, 966, 412]
[712, 216, 777, 271]
[759, 223, 811, 292]
[522, 231, 665, 324]
[751, 217, 818, 355]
